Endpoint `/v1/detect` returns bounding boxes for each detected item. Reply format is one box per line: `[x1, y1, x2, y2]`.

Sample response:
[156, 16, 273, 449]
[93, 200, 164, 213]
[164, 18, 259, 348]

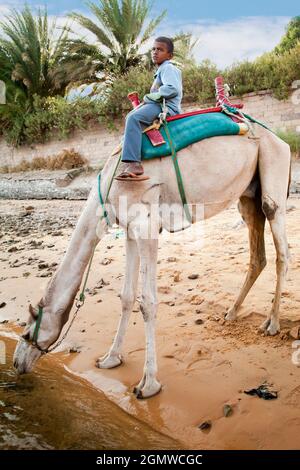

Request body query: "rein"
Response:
[23, 154, 122, 354]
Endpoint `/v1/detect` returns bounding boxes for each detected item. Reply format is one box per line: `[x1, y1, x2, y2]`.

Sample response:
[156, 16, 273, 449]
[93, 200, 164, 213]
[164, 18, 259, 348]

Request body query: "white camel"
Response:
[14, 123, 291, 398]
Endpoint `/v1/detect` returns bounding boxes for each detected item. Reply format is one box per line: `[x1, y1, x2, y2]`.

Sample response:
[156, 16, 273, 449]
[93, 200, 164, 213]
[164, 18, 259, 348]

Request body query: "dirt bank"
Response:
[1, 198, 300, 449]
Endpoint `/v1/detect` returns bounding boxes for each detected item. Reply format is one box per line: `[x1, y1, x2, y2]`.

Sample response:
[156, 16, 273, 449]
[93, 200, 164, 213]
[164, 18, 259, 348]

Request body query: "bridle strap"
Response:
[32, 305, 44, 345]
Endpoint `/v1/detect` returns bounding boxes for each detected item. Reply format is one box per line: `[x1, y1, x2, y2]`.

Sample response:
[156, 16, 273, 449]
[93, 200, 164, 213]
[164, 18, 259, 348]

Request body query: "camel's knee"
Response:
[250, 257, 267, 275]
[276, 255, 289, 275]
[120, 291, 136, 311]
[140, 297, 158, 322]
[262, 195, 278, 221]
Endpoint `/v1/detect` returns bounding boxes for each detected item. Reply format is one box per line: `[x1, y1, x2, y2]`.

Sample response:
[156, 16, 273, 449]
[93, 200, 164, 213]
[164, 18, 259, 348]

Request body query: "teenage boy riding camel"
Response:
[115, 36, 183, 181]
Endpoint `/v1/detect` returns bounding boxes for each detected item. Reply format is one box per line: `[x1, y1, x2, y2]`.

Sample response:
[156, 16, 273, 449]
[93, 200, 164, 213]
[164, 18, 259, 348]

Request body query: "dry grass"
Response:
[0, 149, 87, 174]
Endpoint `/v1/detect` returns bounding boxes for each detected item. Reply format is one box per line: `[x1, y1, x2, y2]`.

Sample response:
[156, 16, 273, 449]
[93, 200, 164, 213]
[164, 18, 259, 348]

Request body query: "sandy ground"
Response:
[1, 197, 300, 449]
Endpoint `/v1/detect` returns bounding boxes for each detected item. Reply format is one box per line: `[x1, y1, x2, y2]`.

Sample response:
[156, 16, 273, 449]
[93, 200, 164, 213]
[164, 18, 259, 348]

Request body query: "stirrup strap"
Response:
[163, 120, 193, 224]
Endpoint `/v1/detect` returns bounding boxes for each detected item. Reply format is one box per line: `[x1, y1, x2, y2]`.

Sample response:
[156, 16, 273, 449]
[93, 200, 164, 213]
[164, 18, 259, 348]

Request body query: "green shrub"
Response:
[22, 95, 100, 144]
[276, 129, 300, 157]
[0, 93, 108, 146]
[182, 61, 220, 103]
[224, 43, 300, 99]
[100, 66, 153, 117]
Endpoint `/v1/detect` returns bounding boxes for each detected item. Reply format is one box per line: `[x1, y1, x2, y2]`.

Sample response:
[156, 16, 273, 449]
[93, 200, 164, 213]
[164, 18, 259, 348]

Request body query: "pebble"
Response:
[189, 295, 204, 305]
[188, 274, 199, 280]
[101, 258, 112, 265]
[198, 421, 212, 431]
[8, 246, 18, 253]
[69, 346, 81, 353]
[38, 263, 49, 270]
[289, 326, 300, 340]
[223, 404, 233, 417]
[0, 302, 6, 309]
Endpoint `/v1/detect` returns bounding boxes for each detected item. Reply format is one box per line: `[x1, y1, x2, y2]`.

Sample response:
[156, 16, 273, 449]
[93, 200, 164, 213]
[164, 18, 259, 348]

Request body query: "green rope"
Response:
[242, 112, 275, 134]
[97, 153, 122, 227]
[79, 241, 97, 303]
[32, 305, 44, 344]
[221, 104, 274, 134]
[163, 121, 193, 224]
[98, 173, 110, 226]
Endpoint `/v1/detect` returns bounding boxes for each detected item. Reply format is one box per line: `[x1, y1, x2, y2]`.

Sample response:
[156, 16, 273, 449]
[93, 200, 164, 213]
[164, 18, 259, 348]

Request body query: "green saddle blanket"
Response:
[141, 111, 241, 160]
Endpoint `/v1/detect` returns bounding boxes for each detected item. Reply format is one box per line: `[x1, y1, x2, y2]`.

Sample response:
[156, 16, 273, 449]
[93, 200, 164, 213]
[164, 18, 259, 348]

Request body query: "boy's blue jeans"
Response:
[122, 102, 174, 163]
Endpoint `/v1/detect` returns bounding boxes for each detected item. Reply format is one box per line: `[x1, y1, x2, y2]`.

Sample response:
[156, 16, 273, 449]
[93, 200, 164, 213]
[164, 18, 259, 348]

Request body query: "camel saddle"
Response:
[141, 108, 248, 160]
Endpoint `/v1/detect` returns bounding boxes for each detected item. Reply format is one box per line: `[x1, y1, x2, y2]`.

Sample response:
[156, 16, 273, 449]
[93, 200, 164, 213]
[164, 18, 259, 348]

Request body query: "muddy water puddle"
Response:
[0, 335, 180, 450]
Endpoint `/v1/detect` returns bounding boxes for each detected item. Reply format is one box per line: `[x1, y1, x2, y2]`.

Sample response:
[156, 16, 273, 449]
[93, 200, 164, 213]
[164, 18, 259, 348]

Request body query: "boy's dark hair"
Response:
[154, 36, 174, 54]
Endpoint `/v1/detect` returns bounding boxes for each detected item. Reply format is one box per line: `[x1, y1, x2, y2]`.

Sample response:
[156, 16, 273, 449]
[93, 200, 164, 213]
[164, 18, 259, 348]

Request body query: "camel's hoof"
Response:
[133, 380, 162, 399]
[258, 319, 280, 336]
[225, 308, 237, 322]
[96, 354, 122, 369]
[266, 323, 280, 336]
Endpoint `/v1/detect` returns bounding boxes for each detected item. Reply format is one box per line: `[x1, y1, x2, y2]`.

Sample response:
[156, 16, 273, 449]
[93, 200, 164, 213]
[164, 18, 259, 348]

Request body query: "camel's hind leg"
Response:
[225, 194, 266, 321]
[256, 129, 290, 335]
[96, 236, 140, 369]
[259, 210, 289, 335]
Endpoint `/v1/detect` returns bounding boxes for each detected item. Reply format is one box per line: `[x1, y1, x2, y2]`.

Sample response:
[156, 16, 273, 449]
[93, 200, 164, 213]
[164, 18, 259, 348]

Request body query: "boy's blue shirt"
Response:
[144, 60, 182, 115]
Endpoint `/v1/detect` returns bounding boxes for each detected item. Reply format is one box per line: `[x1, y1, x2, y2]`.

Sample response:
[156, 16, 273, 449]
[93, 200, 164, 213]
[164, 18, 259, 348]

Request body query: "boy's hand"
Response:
[143, 92, 162, 103]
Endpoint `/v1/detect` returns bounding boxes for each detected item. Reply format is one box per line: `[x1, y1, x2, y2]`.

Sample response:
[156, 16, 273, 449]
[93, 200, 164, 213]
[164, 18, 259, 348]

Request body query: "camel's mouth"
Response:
[13, 340, 42, 374]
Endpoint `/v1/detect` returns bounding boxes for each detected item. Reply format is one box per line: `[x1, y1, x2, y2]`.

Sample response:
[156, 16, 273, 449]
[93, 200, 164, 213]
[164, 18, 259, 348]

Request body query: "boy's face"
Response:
[151, 41, 172, 65]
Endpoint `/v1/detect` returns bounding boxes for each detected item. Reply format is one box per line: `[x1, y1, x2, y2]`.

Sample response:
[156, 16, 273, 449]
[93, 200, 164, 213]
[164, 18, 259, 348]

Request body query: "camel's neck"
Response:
[42, 155, 118, 316]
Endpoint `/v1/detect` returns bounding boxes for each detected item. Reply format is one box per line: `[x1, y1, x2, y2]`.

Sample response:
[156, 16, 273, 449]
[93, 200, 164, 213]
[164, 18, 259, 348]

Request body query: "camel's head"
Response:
[13, 301, 64, 374]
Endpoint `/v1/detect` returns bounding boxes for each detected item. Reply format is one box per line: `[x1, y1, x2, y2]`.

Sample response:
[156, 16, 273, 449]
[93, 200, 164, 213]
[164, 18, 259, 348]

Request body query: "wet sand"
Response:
[1, 198, 300, 449]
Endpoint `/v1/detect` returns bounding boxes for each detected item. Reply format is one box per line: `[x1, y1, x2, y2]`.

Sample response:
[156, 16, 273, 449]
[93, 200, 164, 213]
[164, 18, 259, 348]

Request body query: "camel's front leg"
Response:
[96, 237, 140, 369]
[133, 237, 161, 399]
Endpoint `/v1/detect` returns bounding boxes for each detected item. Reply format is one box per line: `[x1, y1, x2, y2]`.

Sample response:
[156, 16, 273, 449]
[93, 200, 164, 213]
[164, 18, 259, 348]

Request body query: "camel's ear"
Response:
[29, 304, 38, 319]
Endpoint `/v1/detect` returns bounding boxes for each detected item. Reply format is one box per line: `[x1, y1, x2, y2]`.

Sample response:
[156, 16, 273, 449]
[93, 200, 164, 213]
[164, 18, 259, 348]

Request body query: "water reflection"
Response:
[0, 335, 180, 450]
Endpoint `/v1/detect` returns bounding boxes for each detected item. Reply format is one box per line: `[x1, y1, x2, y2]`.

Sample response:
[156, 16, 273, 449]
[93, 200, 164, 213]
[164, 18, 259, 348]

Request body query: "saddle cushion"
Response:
[141, 111, 241, 160]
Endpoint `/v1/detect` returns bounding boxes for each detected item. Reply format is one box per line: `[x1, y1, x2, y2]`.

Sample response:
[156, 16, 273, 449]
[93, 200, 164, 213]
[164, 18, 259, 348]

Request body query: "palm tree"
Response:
[0, 5, 72, 99]
[173, 32, 199, 67]
[68, 0, 166, 75]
